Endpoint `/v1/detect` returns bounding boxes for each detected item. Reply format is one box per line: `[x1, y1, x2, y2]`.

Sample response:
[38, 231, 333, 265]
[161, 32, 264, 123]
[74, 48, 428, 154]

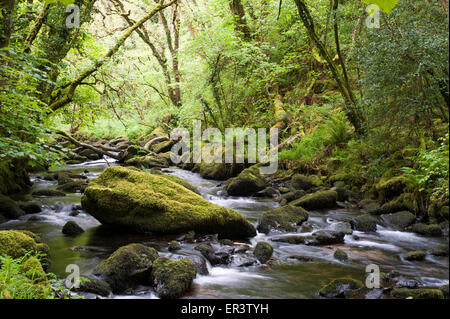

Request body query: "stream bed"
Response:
[1, 159, 448, 299]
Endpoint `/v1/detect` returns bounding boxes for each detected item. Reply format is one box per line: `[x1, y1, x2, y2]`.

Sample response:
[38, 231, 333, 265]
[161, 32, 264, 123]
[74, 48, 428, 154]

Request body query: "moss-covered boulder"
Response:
[381, 211, 416, 229]
[93, 243, 158, 292]
[0, 159, 31, 195]
[411, 223, 442, 237]
[378, 193, 419, 215]
[253, 242, 273, 264]
[430, 243, 449, 257]
[328, 172, 363, 188]
[278, 190, 306, 205]
[18, 201, 42, 215]
[168, 240, 181, 252]
[125, 154, 169, 169]
[82, 167, 255, 239]
[375, 176, 410, 201]
[0, 195, 25, 220]
[257, 205, 308, 234]
[319, 278, 364, 298]
[226, 165, 265, 196]
[334, 249, 348, 261]
[73, 277, 112, 297]
[0, 230, 50, 271]
[391, 288, 444, 299]
[404, 250, 426, 261]
[151, 257, 196, 299]
[351, 215, 378, 232]
[21, 256, 48, 283]
[291, 190, 338, 210]
[290, 174, 313, 191]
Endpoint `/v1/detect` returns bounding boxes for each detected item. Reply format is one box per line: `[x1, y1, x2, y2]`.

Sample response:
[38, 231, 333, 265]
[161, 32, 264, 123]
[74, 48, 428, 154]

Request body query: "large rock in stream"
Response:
[81, 167, 256, 239]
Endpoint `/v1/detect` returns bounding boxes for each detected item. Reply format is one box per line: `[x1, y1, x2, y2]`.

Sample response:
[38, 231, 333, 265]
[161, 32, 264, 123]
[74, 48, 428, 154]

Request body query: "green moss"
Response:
[291, 190, 338, 210]
[352, 215, 378, 232]
[404, 250, 426, 261]
[411, 223, 442, 237]
[253, 242, 273, 264]
[257, 205, 308, 233]
[94, 243, 158, 292]
[391, 288, 444, 299]
[226, 165, 266, 196]
[328, 172, 363, 187]
[382, 211, 416, 229]
[334, 249, 348, 261]
[21, 257, 47, 283]
[0, 230, 38, 259]
[82, 167, 256, 238]
[375, 175, 411, 201]
[151, 257, 196, 299]
[319, 278, 364, 298]
[379, 193, 419, 214]
[158, 174, 200, 195]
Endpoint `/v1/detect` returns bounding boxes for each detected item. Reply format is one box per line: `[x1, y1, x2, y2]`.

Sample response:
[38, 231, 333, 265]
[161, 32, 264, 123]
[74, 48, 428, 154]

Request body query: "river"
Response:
[1, 159, 448, 298]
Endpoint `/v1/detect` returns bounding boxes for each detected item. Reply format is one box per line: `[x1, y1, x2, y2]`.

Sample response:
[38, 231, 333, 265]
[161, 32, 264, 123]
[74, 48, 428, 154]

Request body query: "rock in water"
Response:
[62, 221, 85, 236]
[81, 167, 256, 239]
[257, 205, 308, 234]
[93, 243, 158, 293]
[151, 257, 196, 299]
[253, 242, 273, 264]
[319, 278, 364, 298]
[291, 190, 338, 210]
[226, 165, 266, 196]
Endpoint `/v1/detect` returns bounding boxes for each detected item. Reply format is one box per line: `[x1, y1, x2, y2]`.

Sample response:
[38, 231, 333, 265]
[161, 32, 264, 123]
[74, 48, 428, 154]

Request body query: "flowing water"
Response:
[1, 160, 448, 299]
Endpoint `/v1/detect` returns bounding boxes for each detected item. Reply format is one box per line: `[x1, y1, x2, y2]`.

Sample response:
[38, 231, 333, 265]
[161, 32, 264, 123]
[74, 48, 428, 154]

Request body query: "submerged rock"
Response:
[32, 189, 66, 197]
[291, 190, 338, 210]
[226, 165, 265, 196]
[81, 167, 256, 239]
[253, 242, 273, 264]
[151, 257, 196, 299]
[257, 205, 308, 234]
[93, 243, 158, 292]
[319, 278, 364, 298]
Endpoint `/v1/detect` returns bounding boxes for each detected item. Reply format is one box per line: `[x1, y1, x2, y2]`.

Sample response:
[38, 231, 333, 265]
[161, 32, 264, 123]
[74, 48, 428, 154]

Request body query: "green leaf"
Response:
[362, 0, 399, 13]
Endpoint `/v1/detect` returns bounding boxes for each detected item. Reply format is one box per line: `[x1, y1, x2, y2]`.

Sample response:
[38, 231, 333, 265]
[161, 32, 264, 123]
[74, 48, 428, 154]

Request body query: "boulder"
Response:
[151, 257, 196, 299]
[62, 221, 85, 236]
[168, 241, 181, 252]
[18, 201, 42, 214]
[257, 205, 308, 234]
[73, 277, 111, 297]
[291, 190, 338, 210]
[253, 242, 273, 264]
[381, 211, 416, 229]
[195, 243, 233, 265]
[253, 187, 280, 198]
[290, 174, 313, 191]
[351, 215, 378, 232]
[375, 176, 410, 201]
[278, 190, 306, 205]
[334, 249, 348, 261]
[404, 250, 426, 261]
[226, 165, 265, 196]
[411, 223, 442, 237]
[0, 195, 25, 219]
[125, 154, 169, 169]
[93, 243, 158, 292]
[0, 230, 50, 270]
[319, 278, 364, 298]
[391, 288, 444, 299]
[81, 167, 256, 239]
[430, 243, 449, 257]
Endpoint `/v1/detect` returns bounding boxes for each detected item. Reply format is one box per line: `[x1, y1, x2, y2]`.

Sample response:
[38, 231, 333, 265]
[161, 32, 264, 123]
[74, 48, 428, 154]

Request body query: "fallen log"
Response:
[56, 131, 122, 161]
